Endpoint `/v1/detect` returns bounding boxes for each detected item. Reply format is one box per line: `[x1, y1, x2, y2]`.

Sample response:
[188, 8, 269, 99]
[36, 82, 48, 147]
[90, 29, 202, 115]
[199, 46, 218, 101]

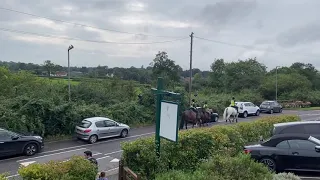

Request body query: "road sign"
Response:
[160, 101, 179, 142]
[152, 77, 181, 157]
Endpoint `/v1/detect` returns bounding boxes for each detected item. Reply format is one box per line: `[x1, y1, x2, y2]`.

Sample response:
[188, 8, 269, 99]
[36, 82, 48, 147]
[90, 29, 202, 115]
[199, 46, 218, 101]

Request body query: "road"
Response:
[1, 110, 320, 179]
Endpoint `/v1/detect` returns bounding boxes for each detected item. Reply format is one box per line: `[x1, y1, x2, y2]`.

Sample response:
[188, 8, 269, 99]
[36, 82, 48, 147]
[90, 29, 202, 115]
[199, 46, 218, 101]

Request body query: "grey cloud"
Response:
[276, 23, 320, 48]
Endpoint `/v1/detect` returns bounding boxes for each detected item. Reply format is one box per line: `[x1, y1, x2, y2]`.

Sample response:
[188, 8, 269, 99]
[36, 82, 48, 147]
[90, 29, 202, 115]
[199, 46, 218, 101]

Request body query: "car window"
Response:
[78, 120, 92, 128]
[261, 102, 271, 105]
[105, 120, 116, 127]
[288, 139, 316, 150]
[280, 126, 305, 134]
[249, 103, 255, 106]
[95, 121, 106, 128]
[244, 103, 250, 106]
[276, 140, 290, 149]
[0, 130, 11, 141]
[303, 124, 320, 134]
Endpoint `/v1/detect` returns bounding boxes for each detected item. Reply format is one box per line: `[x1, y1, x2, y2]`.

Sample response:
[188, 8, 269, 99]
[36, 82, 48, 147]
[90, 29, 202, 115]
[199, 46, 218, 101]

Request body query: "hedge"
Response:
[121, 115, 300, 179]
[18, 156, 97, 180]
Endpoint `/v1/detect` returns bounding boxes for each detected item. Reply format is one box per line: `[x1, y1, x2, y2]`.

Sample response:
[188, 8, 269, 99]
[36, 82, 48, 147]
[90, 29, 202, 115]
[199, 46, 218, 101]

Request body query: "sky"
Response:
[1, 0, 320, 71]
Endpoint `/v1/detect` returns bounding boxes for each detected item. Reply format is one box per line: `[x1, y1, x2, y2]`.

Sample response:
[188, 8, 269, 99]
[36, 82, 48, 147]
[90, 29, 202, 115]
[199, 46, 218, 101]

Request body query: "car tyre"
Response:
[24, 143, 38, 156]
[259, 157, 276, 172]
[279, 108, 282, 113]
[270, 109, 274, 114]
[255, 110, 260, 116]
[88, 135, 98, 144]
[120, 129, 128, 138]
[243, 111, 248, 118]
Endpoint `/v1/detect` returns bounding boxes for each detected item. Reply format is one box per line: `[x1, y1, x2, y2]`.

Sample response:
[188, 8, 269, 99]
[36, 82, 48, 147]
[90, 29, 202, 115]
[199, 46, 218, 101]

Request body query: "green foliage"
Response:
[18, 156, 98, 180]
[121, 115, 300, 179]
[273, 173, 301, 180]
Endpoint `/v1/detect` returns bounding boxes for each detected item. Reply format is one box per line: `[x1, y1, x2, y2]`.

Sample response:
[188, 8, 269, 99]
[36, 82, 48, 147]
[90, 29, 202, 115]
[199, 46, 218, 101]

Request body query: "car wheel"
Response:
[270, 109, 274, 114]
[259, 157, 276, 171]
[120, 129, 128, 138]
[243, 111, 248, 118]
[88, 135, 98, 144]
[255, 110, 260, 116]
[24, 143, 38, 156]
[279, 108, 282, 113]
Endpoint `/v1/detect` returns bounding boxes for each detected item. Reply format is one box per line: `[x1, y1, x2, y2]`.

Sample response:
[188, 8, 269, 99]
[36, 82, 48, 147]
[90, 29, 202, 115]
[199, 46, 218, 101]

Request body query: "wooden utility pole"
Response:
[189, 32, 194, 106]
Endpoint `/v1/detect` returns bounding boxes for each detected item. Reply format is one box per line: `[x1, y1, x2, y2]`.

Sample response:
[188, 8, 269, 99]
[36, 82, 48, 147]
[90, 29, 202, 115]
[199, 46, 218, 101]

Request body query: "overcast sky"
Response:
[1, 0, 320, 70]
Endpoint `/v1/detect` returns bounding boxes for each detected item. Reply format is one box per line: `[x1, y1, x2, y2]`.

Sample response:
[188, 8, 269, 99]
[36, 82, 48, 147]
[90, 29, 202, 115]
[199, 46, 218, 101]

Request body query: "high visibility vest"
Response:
[230, 100, 235, 106]
[203, 104, 208, 108]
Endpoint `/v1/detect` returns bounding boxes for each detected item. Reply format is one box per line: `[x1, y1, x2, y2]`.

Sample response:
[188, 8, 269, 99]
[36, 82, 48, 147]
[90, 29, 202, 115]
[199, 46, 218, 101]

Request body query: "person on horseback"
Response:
[230, 97, 238, 113]
[203, 101, 209, 112]
[190, 99, 199, 118]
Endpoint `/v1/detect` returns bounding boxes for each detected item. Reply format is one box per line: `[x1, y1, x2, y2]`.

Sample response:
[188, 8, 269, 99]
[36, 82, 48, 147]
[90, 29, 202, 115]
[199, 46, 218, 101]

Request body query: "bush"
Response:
[273, 173, 301, 180]
[156, 154, 273, 180]
[121, 115, 300, 179]
[18, 156, 98, 180]
[0, 174, 7, 180]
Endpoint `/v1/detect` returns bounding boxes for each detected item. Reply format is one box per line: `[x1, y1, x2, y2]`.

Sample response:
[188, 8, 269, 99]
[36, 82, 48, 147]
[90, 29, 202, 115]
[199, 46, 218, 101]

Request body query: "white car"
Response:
[235, 102, 260, 118]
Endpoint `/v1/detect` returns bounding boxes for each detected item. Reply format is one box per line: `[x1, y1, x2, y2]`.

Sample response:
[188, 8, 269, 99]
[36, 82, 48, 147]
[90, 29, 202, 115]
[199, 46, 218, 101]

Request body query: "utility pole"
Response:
[275, 66, 280, 101]
[68, 45, 74, 102]
[189, 32, 194, 106]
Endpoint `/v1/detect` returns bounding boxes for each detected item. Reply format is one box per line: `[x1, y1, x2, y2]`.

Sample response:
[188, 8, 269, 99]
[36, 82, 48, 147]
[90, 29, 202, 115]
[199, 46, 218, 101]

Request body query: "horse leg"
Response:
[185, 118, 188, 129]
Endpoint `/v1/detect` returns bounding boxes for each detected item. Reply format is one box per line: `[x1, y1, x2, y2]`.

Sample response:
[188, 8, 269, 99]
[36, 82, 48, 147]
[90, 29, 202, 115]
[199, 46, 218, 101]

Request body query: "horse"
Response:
[198, 108, 213, 126]
[181, 109, 202, 129]
[223, 107, 239, 123]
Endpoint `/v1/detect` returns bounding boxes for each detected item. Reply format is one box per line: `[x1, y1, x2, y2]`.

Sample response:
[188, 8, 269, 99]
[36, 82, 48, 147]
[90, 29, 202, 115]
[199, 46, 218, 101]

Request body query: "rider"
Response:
[190, 99, 199, 118]
[203, 101, 208, 112]
[230, 97, 238, 113]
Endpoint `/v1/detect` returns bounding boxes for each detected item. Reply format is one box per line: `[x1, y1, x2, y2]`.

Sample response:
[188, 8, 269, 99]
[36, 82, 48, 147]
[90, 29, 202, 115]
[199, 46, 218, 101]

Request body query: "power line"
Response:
[194, 36, 320, 58]
[0, 28, 189, 44]
[0, 6, 184, 39]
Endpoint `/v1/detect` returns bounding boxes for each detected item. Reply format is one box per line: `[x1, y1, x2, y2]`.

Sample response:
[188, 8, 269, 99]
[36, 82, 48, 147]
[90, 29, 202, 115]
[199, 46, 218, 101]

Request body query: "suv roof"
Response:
[274, 121, 320, 127]
[236, 102, 252, 103]
[83, 117, 112, 123]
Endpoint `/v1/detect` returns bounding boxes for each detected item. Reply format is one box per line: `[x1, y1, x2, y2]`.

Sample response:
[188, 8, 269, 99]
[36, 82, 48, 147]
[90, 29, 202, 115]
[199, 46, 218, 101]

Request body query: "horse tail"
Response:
[223, 107, 227, 121]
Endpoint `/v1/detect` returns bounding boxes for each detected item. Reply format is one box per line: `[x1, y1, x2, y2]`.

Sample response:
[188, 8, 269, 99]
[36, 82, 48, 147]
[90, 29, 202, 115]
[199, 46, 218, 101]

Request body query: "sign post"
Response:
[151, 77, 181, 157]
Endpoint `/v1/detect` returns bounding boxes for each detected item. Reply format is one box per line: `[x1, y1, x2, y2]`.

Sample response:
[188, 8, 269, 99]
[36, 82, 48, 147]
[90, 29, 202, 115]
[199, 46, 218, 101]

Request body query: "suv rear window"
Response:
[262, 102, 271, 105]
[78, 120, 92, 128]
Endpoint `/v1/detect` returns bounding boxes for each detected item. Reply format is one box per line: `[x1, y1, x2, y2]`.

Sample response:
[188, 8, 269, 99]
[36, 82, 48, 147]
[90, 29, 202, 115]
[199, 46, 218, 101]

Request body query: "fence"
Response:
[118, 159, 140, 180]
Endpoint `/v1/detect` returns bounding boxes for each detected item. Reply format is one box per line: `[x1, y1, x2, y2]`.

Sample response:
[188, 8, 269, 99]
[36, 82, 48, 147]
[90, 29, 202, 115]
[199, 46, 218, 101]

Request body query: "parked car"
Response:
[0, 128, 44, 157]
[244, 134, 320, 172]
[260, 101, 282, 114]
[75, 117, 130, 144]
[271, 121, 320, 138]
[235, 101, 260, 118]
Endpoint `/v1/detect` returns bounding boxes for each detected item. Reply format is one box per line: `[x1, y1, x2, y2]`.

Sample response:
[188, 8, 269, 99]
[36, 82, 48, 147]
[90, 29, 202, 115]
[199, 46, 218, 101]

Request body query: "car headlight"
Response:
[34, 136, 43, 140]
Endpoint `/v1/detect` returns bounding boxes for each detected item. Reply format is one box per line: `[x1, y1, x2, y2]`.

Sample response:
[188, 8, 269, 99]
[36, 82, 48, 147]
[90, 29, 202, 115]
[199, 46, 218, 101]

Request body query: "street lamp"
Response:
[68, 45, 74, 101]
[275, 66, 280, 101]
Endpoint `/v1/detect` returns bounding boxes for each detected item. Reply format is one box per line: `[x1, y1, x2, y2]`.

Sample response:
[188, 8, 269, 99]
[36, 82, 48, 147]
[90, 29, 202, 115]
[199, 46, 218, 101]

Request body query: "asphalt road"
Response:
[1, 110, 320, 179]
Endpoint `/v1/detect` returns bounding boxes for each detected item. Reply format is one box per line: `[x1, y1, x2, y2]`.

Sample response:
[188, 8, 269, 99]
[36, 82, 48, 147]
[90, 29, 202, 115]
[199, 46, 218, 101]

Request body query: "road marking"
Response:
[37, 132, 155, 155]
[6, 174, 19, 178]
[299, 176, 320, 179]
[20, 161, 36, 167]
[17, 148, 87, 162]
[96, 156, 110, 160]
[105, 150, 123, 156]
[110, 158, 119, 163]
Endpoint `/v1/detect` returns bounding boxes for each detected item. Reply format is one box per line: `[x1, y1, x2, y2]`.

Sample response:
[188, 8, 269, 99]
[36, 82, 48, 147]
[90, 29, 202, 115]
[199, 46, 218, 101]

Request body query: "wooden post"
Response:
[118, 159, 124, 180]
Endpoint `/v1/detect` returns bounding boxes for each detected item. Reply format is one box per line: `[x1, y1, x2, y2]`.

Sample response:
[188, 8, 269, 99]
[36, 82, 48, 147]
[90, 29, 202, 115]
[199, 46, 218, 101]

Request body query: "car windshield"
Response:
[308, 136, 320, 145]
[262, 102, 271, 105]
[78, 120, 92, 128]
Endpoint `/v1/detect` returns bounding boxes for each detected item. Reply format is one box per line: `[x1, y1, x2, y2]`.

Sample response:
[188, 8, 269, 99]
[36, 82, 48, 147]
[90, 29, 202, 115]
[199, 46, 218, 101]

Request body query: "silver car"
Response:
[75, 117, 130, 144]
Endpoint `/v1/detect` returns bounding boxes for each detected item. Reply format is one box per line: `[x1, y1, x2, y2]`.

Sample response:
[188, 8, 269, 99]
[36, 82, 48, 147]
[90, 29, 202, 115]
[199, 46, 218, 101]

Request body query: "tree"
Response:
[209, 59, 226, 90]
[43, 60, 55, 77]
[150, 51, 182, 84]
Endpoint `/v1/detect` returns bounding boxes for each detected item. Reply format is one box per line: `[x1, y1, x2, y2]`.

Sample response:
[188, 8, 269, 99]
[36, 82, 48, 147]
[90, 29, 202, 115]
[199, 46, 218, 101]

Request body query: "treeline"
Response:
[1, 51, 320, 137]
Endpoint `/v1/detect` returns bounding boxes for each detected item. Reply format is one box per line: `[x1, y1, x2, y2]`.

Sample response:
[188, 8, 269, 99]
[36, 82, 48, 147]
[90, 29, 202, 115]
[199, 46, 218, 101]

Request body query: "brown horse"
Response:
[181, 109, 201, 129]
[198, 108, 212, 126]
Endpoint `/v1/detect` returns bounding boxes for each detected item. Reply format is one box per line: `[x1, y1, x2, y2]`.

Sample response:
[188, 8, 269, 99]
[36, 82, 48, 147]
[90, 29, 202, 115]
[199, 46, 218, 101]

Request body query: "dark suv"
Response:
[260, 100, 282, 114]
[272, 121, 320, 138]
[0, 128, 44, 157]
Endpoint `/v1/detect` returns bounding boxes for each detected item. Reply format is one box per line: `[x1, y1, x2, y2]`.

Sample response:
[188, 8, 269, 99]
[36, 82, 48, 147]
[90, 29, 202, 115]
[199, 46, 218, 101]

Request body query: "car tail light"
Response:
[244, 149, 251, 154]
[83, 129, 91, 133]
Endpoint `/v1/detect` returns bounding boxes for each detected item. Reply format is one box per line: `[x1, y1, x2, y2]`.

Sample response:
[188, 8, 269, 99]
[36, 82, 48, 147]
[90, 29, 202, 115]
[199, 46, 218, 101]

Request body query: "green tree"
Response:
[150, 51, 182, 85]
[209, 58, 226, 90]
[43, 60, 55, 77]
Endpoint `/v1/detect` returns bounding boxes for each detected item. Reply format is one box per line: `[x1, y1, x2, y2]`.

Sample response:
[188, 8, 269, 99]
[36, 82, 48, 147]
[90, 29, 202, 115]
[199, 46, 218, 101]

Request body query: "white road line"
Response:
[105, 150, 123, 156]
[299, 176, 320, 179]
[17, 148, 87, 162]
[105, 167, 118, 172]
[38, 132, 155, 155]
[96, 156, 110, 160]
[6, 174, 19, 178]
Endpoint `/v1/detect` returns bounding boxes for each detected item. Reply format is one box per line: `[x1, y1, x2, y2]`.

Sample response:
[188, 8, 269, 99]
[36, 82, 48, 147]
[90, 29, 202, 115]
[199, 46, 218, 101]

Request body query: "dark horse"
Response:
[198, 108, 212, 126]
[181, 109, 201, 129]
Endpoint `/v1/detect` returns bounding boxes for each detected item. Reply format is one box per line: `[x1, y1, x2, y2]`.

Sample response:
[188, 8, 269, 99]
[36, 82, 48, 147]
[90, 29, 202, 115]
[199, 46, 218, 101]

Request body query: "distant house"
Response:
[51, 71, 68, 77]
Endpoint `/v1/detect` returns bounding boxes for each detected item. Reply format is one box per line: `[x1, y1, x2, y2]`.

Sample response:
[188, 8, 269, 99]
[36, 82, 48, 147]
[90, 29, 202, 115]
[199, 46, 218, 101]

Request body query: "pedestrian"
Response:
[84, 150, 98, 166]
[97, 172, 108, 180]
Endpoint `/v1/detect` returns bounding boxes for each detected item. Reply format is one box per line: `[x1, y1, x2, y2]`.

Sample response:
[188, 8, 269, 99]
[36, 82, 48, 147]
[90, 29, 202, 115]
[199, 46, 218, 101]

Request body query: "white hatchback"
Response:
[235, 102, 260, 118]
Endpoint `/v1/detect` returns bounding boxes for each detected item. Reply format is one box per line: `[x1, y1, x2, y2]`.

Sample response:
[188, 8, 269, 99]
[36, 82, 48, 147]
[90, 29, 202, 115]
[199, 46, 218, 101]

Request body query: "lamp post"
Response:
[68, 45, 74, 102]
[275, 66, 280, 101]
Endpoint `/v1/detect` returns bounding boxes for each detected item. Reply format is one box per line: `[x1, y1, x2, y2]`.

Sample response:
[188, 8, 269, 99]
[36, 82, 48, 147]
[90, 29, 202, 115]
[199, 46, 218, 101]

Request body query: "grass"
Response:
[284, 106, 320, 111]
